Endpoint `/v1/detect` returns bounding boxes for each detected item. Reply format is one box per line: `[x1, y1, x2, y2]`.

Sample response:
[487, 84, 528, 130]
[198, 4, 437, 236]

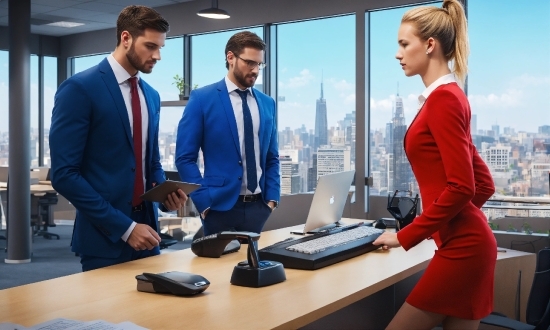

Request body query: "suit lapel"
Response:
[217, 80, 241, 155]
[99, 59, 133, 147]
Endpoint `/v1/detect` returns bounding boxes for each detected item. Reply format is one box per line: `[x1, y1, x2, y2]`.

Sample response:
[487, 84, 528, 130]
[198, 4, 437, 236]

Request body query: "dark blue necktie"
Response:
[235, 89, 258, 194]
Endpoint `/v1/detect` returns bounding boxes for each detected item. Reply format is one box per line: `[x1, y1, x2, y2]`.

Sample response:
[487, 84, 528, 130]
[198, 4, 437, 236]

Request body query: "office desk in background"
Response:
[0, 219, 535, 329]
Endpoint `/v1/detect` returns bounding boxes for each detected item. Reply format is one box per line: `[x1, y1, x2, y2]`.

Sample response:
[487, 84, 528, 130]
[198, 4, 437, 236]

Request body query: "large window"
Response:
[149, 37, 183, 171]
[0, 51, 7, 166]
[368, 5, 435, 197]
[43, 56, 57, 166]
[469, 0, 550, 198]
[276, 16, 356, 195]
[191, 28, 263, 92]
[73, 53, 108, 74]
[30, 55, 38, 166]
[0, 52, 42, 166]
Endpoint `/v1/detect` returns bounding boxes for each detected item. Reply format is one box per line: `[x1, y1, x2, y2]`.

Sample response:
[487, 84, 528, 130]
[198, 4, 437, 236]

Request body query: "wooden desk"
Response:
[30, 184, 56, 195]
[0, 220, 535, 329]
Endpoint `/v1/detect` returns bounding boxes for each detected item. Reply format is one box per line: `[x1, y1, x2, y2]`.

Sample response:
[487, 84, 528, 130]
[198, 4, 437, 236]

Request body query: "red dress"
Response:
[396, 82, 497, 320]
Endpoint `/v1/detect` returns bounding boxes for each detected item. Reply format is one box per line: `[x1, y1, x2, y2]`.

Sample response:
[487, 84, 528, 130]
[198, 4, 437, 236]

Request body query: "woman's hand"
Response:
[373, 232, 401, 250]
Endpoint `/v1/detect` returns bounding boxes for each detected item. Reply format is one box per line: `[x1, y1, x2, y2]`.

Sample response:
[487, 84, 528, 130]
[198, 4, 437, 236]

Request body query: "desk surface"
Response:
[0, 220, 531, 329]
[30, 184, 56, 194]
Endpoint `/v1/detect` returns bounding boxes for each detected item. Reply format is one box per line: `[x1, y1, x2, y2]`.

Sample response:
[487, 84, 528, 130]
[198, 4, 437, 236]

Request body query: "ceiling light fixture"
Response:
[46, 21, 85, 28]
[197, 0, 230, 19]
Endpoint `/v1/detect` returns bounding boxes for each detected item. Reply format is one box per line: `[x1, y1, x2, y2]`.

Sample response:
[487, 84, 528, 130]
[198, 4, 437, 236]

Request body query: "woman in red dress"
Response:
[373, 1, 497, 329]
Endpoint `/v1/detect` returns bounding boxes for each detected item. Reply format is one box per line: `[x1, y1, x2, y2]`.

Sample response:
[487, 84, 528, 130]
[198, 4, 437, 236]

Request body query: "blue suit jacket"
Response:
[175, 79, 280, 213]
[49, 58, 165, 259]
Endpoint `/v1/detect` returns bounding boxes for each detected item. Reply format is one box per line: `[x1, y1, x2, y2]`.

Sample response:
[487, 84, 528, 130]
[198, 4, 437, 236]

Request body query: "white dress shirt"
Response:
[107, 55, 149, 241]
[225, 76, 262, 195]
[418, 73, 457, 109]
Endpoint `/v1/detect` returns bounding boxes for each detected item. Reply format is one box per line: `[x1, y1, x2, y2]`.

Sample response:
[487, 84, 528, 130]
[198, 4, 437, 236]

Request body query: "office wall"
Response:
[0, 26, 59, 56]
[58, 0, 427, 58]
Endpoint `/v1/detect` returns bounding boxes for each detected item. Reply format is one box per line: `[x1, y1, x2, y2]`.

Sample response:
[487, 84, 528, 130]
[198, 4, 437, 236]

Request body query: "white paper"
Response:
[0, 319, 148, 330]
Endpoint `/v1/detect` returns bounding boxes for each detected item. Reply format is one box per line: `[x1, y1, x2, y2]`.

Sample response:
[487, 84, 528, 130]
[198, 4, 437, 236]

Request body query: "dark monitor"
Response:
[164, 171, 181, 181]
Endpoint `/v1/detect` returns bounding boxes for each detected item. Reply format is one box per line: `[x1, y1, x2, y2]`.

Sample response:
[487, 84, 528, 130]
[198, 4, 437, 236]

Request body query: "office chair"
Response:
[30, 193, 60, 240]
[480, 248, 550, 330]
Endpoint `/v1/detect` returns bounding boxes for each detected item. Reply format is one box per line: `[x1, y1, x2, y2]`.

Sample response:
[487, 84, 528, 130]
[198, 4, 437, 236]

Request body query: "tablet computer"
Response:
[140, 180, 200, 203]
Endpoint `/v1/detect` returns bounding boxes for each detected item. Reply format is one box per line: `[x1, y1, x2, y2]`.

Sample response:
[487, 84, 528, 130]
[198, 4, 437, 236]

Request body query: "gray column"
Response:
[183, 36, 191, 97]
[38, 53, 44, 167]
[6, 0, 32, 263]
[354, 10, 367, 218]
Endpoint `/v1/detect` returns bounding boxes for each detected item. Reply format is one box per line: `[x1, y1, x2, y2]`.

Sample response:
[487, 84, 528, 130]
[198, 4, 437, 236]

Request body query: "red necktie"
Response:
[129, 77, 144, 206]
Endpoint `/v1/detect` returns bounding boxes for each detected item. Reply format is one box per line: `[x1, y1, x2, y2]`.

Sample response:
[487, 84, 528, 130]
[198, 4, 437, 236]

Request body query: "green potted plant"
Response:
[172, 74, 188, 100]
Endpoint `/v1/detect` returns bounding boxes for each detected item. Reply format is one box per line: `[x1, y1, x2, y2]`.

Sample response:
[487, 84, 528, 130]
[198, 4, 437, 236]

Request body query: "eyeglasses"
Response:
[235, 54, 266, 70]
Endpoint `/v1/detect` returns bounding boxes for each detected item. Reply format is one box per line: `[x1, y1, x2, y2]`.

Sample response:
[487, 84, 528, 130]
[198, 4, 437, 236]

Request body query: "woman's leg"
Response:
[386, 302, 445, 330]
[442, 317, 480, 330]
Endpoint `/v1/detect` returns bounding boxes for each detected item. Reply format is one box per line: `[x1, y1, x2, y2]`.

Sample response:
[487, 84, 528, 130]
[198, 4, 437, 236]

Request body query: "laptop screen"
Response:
[302, 170, 355, 233]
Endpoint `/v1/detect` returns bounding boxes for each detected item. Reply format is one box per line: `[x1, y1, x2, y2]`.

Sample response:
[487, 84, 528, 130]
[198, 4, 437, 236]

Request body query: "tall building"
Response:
[307, 153, 318, 192]
[314, 79, 328, 151]
[392, 91, 412, 191]
[481, 142, 511, 172]
[280, 156, 301, 195]
[539, 125, 550, 135]
[316, 146, 351, 179]
[492, 124, 500, 139]
[471, 114, 477, 136]
[385, 122, 393, 147]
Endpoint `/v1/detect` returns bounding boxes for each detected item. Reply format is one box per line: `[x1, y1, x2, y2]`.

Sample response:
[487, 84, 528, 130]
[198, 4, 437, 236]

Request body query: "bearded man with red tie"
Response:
[50, 6, 186, 272]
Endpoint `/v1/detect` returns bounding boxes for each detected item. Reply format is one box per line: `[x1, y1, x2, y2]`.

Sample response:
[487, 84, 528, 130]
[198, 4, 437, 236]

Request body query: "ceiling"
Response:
[0, 0, 195, 37]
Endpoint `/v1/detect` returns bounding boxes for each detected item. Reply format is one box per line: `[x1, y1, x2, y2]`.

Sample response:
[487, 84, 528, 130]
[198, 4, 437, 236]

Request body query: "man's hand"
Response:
[267, 201, 276, 211]
[163, 189, 188, 211]
[372, 232, 401, 250]
[127, 224, 161, 251]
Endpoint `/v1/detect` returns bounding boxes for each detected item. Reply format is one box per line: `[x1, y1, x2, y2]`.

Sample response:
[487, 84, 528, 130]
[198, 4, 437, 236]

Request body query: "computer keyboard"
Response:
[286, 226, 383, 254]
[259, 223, 384, 270]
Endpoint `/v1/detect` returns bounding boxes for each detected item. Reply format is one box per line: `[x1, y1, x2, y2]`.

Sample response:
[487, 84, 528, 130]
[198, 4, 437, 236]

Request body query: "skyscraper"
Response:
[392, 91, 412, 192]
[314, 79, 328, 151]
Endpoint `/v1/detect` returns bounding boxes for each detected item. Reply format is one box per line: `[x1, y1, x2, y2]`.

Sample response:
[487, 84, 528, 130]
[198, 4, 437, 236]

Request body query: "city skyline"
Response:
[0, 1, 548, 174]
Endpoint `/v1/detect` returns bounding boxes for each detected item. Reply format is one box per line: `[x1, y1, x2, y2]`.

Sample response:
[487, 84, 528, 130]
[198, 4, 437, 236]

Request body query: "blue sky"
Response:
[0, 0, 549, 135]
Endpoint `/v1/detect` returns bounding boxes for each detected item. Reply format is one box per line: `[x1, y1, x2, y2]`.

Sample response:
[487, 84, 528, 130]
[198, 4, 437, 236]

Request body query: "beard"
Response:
[234, 64, 257, 88]
[126, 43, 155, 74]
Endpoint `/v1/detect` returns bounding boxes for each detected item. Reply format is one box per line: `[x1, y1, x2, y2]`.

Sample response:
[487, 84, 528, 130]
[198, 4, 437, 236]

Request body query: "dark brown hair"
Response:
[225, 31, 266, 69]
[116, 5, 169, 46]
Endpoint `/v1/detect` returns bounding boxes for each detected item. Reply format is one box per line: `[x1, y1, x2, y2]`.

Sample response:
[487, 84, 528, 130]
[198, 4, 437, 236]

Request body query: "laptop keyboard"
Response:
[285, 226, 384, 254]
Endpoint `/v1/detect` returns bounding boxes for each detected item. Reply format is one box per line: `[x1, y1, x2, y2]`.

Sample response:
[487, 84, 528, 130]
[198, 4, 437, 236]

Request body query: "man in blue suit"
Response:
[50, 6, 186, 271]
[176, 31, 280, 236]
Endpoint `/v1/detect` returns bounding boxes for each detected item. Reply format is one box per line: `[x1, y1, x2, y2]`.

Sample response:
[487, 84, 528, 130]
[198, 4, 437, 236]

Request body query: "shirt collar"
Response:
[225, 76, 252, 96]
[107, 54, 140, 84]
[418, 73, 456, 107]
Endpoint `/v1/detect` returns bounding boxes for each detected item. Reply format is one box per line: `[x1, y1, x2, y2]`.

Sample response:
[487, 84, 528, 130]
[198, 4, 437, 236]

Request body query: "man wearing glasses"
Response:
[175, 31, 280, 235]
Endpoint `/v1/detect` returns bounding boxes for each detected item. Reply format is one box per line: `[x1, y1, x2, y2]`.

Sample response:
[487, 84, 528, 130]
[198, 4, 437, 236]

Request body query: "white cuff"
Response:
[121, 221, 137, 242]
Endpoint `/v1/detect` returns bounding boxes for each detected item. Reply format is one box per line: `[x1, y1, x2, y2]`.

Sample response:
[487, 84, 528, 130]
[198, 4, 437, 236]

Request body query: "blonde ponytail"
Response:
[402, 0, 469, 85]
[442, 0, 469, 85]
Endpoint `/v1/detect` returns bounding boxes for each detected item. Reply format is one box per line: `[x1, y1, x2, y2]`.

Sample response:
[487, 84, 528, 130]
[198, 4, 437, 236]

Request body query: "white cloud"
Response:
[468, 88, 523, 108]
[343, 93, 355, 105]
[279, 69, 314, 89]
[330, 78, 354, 92]
[370, 97, 393, 112]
